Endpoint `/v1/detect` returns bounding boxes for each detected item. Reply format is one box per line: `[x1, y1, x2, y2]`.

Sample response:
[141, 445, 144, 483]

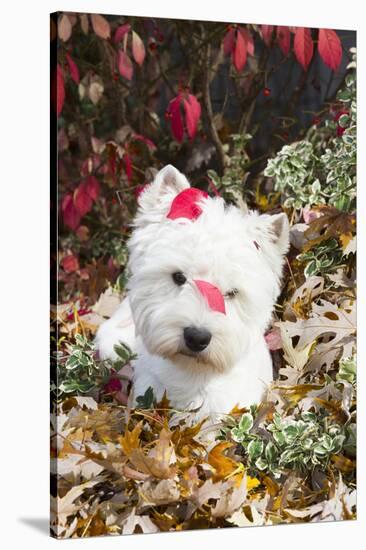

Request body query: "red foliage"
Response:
[223, 26, 254, 72]
[261, 25, 274, 46]
[74, 181, 93, 216]
[277, 26, 291, 56]
[167, 92, 201, 142]
[104, 376, 123, 394]
[318, 29, 342, 71]
[117, 50, 133, 80]
[294, 27, 314, 70]
[123, 153, 133, 181]
[65, 53, 80, 84]
[85, 176, 101, 201]
[61, 193, 81, 231]
[113, 23, 131, 43]
[54, 13, 350, 303]
[223, 27, 235, 55]
[61, 254, 80, 273]
[56, 64, 65, 116]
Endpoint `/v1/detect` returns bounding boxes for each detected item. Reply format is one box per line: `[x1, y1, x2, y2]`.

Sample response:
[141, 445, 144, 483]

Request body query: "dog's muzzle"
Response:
[184, 326, 212, 352]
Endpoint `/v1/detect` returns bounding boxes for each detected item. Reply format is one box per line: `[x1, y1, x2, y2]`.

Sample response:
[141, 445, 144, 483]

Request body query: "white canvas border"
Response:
[0, 1, 363, 547]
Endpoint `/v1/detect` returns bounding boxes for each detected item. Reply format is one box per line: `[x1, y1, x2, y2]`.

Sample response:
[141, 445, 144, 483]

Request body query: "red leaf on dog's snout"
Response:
[194, 279, 226, 315]
[167, 188, 208, 221]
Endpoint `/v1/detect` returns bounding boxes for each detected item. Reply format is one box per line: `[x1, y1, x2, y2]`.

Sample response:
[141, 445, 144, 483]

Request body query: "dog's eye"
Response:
[172, 271, 187, 286]
[225, 288, 239, 299]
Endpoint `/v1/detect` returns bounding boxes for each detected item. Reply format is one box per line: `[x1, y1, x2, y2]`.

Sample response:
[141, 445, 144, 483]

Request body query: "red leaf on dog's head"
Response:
[194, 279, 226, 315]
[167, 188, 208, 221]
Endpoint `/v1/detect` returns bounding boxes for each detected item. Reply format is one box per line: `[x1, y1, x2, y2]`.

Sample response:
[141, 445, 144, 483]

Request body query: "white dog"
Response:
[95, 165, 289, 421]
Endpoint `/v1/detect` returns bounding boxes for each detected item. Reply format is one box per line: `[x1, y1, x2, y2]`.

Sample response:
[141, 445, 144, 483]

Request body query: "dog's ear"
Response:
[267, 213, 290, 254]
[258, 212, 290, 255]
[136, 165, 190, 223]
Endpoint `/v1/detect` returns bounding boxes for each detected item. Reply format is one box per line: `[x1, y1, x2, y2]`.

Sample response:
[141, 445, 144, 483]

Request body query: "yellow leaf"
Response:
[330, 454, 355, 473]
[229, 404, 250, 416]
[171, 418, 206, 457]
[340, 232, 353, 250]
[207, 441, 237, 480]
[247, 475, 261, 491]
[119, 421, 143, 456]
[126, 427, 177, 480]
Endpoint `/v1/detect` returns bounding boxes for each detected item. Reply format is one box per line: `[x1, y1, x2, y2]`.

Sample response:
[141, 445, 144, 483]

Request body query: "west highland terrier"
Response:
[96, 165, 289, 421]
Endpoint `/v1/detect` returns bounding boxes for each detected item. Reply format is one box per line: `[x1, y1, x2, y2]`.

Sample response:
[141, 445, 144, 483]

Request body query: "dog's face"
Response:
[127, 165, 289, 373]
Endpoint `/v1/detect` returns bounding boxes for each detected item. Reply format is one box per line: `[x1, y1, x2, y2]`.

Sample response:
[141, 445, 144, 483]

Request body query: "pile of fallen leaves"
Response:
[51, 201, 356, 537]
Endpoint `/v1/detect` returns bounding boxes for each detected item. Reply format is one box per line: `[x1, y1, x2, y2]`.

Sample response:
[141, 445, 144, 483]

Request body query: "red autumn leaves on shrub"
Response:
[54, 64, 65, 117]
[223, 26, 254, 72]
[293, 27, 314, 70]
[65, 53, 80, 84]
[166, 91, 201, 143]
[276, 26, 291, 56]
[52, 58, 79, 117]
[62, 176, 100, 230]
[317, 29, 343, 71]
[114, 23, 146, 80]
[294, 27, 342, 70]
[61, 254, 80, 273]
[258, 25, 342, 72]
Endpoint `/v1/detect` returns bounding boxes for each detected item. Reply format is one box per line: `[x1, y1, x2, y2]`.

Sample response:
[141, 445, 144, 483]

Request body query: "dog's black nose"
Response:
[184, 327, 212, 352]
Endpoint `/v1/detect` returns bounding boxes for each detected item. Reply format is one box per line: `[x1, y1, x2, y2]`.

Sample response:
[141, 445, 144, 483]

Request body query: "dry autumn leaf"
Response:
[304, 206, 356, 251]
[58, 14, 72, 41]
[207, 441, 238, 479]
[90, 14, 111, 39]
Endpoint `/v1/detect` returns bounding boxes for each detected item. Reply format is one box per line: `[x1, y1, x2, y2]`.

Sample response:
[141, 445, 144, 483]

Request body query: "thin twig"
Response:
[202, 41, 226, 175]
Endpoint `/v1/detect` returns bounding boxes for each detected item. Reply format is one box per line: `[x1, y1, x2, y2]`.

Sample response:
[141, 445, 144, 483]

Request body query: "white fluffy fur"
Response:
[95, 165, 289, 421]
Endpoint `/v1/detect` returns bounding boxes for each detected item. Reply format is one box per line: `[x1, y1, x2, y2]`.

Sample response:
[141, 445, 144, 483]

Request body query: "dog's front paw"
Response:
[95, 297, 136, 360]
[95, 318, 122, 360]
